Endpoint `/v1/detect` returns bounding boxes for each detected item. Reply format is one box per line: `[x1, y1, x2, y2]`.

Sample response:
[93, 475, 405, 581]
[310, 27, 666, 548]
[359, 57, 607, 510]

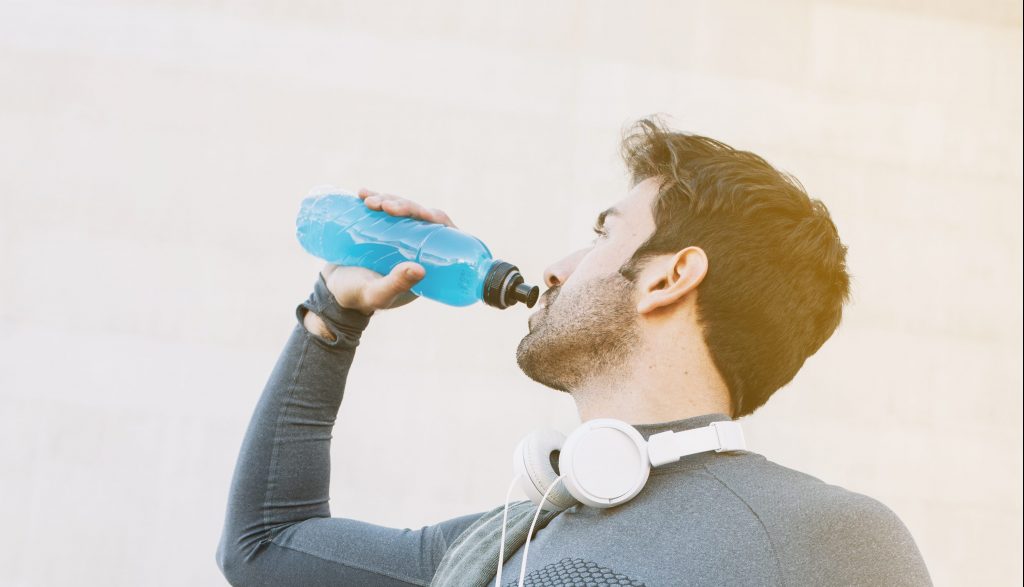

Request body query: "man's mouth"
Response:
[528, 305, 545, 328]
[528, 291, 555, 327]
[538, 291, 556, 310]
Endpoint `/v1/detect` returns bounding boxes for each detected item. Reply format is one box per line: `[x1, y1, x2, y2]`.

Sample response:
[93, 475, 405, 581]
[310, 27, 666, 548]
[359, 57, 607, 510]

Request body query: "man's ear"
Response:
[635, 246, 709, 315]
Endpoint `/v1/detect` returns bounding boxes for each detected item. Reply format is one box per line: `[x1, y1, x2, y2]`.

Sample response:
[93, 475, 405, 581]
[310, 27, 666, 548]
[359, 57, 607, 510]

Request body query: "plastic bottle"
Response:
[295, 188, 539, 310]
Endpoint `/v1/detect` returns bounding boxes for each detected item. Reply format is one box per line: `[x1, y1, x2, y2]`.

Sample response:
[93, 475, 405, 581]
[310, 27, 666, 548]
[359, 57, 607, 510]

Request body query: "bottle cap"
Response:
[483, 260, 539, 309]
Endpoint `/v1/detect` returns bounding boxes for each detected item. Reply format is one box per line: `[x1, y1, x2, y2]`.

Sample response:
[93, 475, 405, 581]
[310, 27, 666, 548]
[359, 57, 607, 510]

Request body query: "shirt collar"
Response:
[630, 412, 733, 441]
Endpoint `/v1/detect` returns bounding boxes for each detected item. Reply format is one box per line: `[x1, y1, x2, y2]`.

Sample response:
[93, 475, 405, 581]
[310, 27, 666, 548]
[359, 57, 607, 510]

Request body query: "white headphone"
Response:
[494, 417, 746, 587]
[512, 417, 746, 512]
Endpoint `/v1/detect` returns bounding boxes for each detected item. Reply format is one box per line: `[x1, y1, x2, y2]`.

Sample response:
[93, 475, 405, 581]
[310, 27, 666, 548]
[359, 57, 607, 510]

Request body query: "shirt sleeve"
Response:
[215, 274, 487, 586]
[786, 491, 934, 587]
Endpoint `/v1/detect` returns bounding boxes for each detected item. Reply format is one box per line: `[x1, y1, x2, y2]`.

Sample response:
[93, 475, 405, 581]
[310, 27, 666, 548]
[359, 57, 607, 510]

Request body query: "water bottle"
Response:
[295, 188, 539, 310]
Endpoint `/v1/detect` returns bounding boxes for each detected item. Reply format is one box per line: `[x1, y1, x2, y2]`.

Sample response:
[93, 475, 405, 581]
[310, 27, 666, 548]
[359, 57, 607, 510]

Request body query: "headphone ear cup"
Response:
[558, 418, 651, 509]
[512, 430, 579, 512]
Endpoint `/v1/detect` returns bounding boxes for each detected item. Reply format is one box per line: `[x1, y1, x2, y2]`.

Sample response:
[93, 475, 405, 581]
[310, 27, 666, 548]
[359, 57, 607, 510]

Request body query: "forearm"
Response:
[217, 275, 372, 562]
[216, 276, 488, 586]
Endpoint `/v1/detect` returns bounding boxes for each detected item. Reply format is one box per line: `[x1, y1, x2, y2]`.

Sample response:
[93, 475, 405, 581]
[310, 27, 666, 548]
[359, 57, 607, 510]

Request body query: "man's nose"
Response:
[543, 248, 588, 288]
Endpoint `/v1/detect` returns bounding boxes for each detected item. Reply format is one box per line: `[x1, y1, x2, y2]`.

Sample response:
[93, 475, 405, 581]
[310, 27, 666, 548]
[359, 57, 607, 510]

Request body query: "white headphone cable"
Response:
[517, 475, 563, 587]
[494, 473, 524, 587]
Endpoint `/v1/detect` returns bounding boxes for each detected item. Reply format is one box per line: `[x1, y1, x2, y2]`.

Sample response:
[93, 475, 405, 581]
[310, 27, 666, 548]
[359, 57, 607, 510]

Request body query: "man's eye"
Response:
[591, 226, 608, 242]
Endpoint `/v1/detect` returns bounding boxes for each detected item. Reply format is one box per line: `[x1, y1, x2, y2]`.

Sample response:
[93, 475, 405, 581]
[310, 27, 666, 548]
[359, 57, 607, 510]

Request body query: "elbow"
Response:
[216, 530, 284, 587]
[216, 533, 260, 587]
[215, 537, 242, 586]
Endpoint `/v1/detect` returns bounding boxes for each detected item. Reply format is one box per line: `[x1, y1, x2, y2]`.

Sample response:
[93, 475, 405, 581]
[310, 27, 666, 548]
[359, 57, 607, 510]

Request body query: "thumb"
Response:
[363, 262, 425, 305]
[395, 261, 426, 282]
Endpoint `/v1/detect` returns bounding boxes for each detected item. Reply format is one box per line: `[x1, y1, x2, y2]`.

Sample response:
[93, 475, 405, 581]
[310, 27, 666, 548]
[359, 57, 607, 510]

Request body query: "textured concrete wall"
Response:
[1, 1, 1020, 585]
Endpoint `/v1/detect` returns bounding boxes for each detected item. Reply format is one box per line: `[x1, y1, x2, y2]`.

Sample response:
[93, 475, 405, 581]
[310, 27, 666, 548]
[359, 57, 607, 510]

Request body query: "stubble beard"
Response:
[515, 271, 641, 393]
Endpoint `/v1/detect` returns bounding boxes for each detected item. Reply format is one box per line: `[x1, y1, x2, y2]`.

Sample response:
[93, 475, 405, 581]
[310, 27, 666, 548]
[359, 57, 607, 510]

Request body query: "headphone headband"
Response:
[646, 421, 746, 467]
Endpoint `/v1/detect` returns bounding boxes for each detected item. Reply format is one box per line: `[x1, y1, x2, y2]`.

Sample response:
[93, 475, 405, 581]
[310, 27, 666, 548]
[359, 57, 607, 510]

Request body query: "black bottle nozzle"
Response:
[512, 281, 539, 307]
[483, 260, 540, 309]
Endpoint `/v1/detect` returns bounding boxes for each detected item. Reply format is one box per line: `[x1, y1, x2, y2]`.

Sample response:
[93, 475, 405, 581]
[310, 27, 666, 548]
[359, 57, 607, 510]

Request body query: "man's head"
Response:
[515, 116, 850, 418]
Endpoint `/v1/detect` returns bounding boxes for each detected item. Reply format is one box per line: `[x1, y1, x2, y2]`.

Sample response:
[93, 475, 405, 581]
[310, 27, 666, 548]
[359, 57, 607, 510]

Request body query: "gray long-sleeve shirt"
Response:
[216, 276, 932, 586]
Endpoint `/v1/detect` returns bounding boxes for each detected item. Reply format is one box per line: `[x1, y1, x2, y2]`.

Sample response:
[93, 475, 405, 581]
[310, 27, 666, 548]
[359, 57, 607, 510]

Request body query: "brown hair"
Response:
[618, 116, 851, 417]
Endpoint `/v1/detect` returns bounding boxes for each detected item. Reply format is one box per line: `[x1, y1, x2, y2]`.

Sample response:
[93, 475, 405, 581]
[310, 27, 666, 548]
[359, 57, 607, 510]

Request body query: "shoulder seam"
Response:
[702, 463, 787, 587]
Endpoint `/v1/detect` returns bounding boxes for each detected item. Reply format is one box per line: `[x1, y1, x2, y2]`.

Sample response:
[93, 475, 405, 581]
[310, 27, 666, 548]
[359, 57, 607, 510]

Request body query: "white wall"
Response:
[1, 1, 1020, 585]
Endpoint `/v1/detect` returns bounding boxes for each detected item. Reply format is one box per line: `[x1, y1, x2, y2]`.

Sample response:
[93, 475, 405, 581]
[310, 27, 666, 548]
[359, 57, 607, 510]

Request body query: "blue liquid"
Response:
[296, 191, 497, 307]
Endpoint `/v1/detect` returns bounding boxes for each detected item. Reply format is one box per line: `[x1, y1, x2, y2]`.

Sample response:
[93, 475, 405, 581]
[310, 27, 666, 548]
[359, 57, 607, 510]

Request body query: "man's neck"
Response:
[570, 338, 732, 425]
[573, 384, 731, 425]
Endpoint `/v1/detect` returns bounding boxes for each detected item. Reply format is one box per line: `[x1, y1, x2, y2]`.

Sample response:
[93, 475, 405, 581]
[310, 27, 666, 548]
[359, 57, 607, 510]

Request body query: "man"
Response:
[216, 117, 932, 586]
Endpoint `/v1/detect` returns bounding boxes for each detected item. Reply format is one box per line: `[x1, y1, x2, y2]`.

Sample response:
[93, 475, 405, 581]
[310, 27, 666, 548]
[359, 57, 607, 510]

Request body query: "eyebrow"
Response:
[595, 206, 621, 230]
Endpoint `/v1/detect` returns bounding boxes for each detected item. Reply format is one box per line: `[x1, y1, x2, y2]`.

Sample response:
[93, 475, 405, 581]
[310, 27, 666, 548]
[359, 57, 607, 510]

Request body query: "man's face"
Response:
[515, 177, 661, 392]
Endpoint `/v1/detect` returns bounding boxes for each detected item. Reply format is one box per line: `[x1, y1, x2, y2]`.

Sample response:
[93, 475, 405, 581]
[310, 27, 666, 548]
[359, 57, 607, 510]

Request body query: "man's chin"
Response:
[515, 348, 569, 393]
[515, 327, 569, 392]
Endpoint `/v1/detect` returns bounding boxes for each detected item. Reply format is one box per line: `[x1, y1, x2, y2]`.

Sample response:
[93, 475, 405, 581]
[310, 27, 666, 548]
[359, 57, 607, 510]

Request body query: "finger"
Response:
[376, 196, 427, 221]
[359, 192, 453, 227]
[381, 198, 412, 216]
[362, 262, 425, 306]
[428, 208, 457, 228]
[399, 262, 426, 281]
[382, 198, 450, 226]
[362, 194, 383, 210]
[364, 192, 401, 207]
[358, 189, 382, 204]
[320, 261, 339, 279]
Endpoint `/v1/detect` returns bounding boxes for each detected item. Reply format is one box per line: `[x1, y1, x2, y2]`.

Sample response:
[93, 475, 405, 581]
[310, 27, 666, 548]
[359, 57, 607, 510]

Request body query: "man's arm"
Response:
[215, 274, 485, 586]
[303, 308, 339, 340]
[783, 490, 933, 586]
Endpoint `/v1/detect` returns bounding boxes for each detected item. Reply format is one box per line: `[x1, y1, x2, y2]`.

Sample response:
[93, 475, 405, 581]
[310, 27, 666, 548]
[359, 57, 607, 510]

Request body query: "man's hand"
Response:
[305, 188, 459, 336]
